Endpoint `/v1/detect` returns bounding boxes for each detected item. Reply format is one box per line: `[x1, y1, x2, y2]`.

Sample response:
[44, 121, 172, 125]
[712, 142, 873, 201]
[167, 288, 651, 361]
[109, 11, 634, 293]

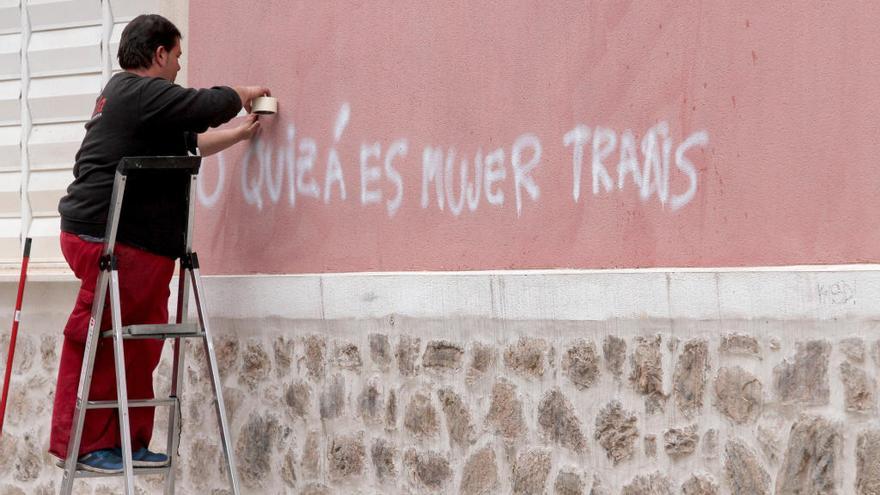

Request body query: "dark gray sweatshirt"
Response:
[58, 71, 241, 257]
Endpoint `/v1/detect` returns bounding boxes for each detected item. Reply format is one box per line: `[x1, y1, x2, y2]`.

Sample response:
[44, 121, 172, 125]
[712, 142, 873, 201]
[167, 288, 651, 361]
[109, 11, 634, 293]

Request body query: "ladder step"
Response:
[101, 323, 202, 339]
[86, 398, 177, 410]
[72, 466, 171, 478]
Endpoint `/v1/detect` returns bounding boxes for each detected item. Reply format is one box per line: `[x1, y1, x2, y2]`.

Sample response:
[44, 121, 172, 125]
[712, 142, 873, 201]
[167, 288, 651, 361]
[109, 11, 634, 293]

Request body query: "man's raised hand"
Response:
[234, 86, 272, 113]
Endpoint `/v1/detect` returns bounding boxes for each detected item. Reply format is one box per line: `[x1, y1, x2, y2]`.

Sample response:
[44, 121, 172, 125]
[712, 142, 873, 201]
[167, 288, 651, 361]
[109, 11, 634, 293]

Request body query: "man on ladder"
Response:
[50, 14, 270, 475]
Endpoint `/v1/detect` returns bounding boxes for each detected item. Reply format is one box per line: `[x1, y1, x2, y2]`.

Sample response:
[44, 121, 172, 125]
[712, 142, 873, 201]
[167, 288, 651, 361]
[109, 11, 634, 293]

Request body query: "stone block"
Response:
[459, 446, 499, 495]
[358, 380, 383, 423]
[284, 381, 311, 419]
[396, 335, 421, 376]
[369, 333, 392, 369]
[504, 336, 550, 379]
[841, 361, 876, 412]
[404, 449, 452, 491]
[872, 340, 880, 368]
[238, 341, 272, 391]
[437, 388, 475, 448]
[589, 476, 609, 495]
[775, 415, 841, 494]
[281, 448, 297, 487]
[538, 389, 586, 453]
[328, 433, 366, 480]
[486, 379, 526, 440]
[714, 366, 762, 424]
[301, 431, 321, 479]
[319, 374, 345, 419]
[235, 414, 280, 488]
[300, 483, 331, 495]
[603, 335, 626, 379]
[93, 485, 124, 495]
[33, 482, 55, 495]
[644, 435, 657, 458]
[562, 339, 600, 389]
[13, 435, 40, 483]
[720, 333, 761, 357]
[386, 389, 398, 430]
[724, 439, 770, 495]
[681, 473, 719, 495]
[840, 337, 866, 363]
[620, 471, 672, 495]
[371, 438, 397, 481]
[663, 425, 699, 457]
[554, 470, 584, 495]
[630, 335, 666, 414]
[594, 400, 638, 465]
[40, 334, 57, 370]
[9, 335, 33, 373]
[702, 429, 718, 459]
[773, 340, 831, 406]
[273, 335, 294, 376]
[470, 342, 495, 375]
[756, 414, 785, 464]
[223, 388, 244, 425]
[512, 449, 552, 495]
[333, 342, 362, 371]
[857, 430, 880, 495]
[404, 393, 439, 438]
[423, 340, 464, 370]
[304, 335, 327, 380]
[674, 339, 709, 417]
[186, 436, 221, 488]
[214, 336, 240, 375]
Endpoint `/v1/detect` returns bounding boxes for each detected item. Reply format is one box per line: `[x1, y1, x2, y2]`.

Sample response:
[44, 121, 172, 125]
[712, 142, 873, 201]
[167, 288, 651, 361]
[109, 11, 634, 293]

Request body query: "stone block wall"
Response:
[3, 316, 880, 494]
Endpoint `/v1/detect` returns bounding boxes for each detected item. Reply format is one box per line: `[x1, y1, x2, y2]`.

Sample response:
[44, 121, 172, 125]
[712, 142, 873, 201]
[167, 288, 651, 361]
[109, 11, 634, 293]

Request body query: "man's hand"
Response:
[234, 86, 271, 113]
[235, 114, 261, 141]
[198, 114, 263, 157]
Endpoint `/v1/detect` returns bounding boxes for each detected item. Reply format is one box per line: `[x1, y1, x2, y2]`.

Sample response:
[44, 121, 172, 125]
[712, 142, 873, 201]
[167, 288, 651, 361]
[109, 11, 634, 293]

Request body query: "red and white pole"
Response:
[0, 238, 31, 436]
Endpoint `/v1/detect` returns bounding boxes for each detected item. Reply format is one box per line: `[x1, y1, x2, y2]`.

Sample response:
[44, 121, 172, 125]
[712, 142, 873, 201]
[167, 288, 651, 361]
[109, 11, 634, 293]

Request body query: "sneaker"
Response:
[74, 449, 123, 474]
[113, 447, 169, 467]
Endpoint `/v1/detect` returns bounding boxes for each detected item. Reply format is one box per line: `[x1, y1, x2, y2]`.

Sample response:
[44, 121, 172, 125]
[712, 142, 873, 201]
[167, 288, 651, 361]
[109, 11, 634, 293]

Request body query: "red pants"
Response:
[50, 232, 174, 459]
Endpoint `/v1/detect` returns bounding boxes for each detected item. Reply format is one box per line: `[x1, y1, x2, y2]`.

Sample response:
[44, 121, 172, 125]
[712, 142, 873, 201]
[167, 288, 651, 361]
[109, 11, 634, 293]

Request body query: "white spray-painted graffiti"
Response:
[564, 121, 708, 211]
[197, 103, 710, 217]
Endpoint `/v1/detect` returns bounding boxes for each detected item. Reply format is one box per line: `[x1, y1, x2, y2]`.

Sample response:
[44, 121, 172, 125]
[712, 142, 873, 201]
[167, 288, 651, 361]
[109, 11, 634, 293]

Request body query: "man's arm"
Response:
[196, 86, 270, 155]
[140, 80, 270, 133]
[197, 114, 261, 156]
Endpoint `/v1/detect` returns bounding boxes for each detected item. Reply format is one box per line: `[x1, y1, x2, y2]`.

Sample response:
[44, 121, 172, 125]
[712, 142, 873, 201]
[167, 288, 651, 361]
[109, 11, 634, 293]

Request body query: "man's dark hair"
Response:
[117, 14, 182, 70]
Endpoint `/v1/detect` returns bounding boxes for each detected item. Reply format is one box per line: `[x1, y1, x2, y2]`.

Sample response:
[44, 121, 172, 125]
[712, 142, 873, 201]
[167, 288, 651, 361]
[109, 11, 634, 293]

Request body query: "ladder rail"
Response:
[100, 172, 126, 257]
[109, 269, 136, 494]
[163, 276, 188, 493]
[59, 269, 109, 494]
[189, 257, 241, 494]
[60, 170, 126, 495]
[164, 168, 197, 495]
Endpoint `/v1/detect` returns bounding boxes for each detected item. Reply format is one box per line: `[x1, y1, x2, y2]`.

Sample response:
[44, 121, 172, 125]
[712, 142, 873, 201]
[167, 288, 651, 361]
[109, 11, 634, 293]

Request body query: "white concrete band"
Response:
[3, 267, 879, 323]
[193, 267, 880, 322]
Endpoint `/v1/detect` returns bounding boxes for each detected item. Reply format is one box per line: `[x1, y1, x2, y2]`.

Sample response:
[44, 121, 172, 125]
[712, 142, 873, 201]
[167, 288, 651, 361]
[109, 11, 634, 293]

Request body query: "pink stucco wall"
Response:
[188, 1, 880, 275]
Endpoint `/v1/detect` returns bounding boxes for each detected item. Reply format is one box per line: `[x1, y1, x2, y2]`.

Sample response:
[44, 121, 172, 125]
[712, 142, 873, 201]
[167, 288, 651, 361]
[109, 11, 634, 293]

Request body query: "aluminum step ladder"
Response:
[59, 156, 240, 495]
